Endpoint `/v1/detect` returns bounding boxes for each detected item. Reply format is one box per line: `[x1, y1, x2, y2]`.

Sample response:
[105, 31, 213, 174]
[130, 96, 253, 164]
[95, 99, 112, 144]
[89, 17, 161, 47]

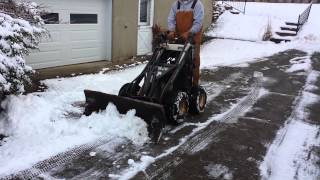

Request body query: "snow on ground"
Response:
[205, 3, 320, 180]
[260, 68, 320, 180]
[0, 66, 149, 176]
[208, 2, 320, 42]
[118, 3, 320, 179]
[117, 86, 268, 179]
[0, 1, 320, 178]
[200, 37, 320, 69]
[200, 39, 288, 68]
[201, 2, 320, 69]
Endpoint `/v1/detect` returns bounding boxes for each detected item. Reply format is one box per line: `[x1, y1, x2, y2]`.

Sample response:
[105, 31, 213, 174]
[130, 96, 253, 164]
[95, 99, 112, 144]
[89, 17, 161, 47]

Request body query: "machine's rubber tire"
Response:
[167, 91, 189, 123]
[189, 86, 207, 114]
[118, 83, 140, 97]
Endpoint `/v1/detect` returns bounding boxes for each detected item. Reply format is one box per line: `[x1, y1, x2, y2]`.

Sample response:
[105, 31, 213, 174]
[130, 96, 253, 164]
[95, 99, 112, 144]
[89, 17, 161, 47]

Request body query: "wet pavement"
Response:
[134, 50, 316, 180]
[2, 50, 320, 180]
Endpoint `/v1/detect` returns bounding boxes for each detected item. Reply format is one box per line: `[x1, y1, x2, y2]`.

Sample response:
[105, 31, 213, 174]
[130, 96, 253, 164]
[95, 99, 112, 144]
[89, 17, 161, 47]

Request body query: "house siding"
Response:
[113, 0, 213, 63]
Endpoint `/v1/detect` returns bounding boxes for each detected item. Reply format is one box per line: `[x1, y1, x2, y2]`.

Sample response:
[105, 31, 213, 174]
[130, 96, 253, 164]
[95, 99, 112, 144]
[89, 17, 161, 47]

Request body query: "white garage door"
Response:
[27, 0, 112, 69]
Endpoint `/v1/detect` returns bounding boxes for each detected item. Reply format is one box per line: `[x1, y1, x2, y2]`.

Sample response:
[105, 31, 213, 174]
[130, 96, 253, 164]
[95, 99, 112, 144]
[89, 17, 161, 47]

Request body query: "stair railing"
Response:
[221, 0, 247, 14]
[296, 1, 313, 34]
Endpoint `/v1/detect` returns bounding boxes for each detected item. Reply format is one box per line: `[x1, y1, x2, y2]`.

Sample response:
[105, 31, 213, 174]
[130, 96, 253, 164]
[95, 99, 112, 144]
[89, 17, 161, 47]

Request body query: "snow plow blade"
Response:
[84, 90, 167, 142]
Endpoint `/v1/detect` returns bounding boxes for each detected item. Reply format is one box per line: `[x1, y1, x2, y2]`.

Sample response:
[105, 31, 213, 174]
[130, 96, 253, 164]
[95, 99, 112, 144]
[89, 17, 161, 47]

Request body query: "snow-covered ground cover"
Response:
[201, 2, 320, 69]
[207, 2, 320, 42]
[200, 36, 320, 69]
[0, 66, 150, 176]
[0, 2, 320, 179]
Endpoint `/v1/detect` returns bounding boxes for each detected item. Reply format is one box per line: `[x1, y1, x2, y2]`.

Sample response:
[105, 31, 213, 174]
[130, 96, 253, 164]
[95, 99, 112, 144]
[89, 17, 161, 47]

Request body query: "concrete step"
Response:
[230, 10, 240, 14]
[224, 5, 233, 10]
[285, 22, 299, 27]
[270, 38, 291, 44]
[275, 31, 297, 37]
[278, 29, 298, 34]
[280, 26, 298, 32]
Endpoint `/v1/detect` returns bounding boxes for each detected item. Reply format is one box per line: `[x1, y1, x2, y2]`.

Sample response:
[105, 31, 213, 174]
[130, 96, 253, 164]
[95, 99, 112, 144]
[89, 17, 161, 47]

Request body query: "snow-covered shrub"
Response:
[212, 1, 225, 23]
[0, 0, 47, 96]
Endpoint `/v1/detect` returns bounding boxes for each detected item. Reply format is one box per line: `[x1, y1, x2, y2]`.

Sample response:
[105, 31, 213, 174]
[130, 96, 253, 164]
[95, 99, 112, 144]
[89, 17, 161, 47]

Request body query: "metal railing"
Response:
[221, 0, 247, 14]
[296, 1, 313, 33]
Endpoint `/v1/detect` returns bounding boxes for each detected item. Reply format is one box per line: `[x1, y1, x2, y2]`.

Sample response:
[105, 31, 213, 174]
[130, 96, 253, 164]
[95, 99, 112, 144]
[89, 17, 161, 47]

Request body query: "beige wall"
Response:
[112, 0, 139, 62]
[112, 0, 213, 63]
[203, 0, 213, 29]
[154, 0, 213, 31]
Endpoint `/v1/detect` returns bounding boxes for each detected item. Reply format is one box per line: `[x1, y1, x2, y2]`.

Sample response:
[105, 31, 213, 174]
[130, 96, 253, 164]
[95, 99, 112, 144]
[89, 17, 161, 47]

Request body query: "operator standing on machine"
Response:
[168, 0, 204, 87]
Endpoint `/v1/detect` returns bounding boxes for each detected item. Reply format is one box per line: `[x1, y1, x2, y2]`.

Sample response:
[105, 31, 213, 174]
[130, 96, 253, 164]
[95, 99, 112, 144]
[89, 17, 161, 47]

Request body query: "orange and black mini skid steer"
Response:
[84, 33, 207, 142]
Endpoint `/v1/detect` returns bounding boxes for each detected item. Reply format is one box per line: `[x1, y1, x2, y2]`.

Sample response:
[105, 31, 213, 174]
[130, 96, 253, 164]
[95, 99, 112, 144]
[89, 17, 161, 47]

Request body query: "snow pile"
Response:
[0, 66, 149, 176]
[0, 1, 46, 94]
[207, 2, 320, 42]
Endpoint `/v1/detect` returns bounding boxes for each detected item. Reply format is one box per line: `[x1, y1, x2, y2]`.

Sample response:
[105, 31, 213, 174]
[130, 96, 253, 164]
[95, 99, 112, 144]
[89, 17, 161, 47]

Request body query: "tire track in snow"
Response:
[138, 72, 265, 179]
[169, 71, 247, 134]
[1, 71, 249, 180]
[70, 72, 252, 179]
[97, 72, 250, 179]
[180, 72, 263, 155]
[0, 137, 117, 180]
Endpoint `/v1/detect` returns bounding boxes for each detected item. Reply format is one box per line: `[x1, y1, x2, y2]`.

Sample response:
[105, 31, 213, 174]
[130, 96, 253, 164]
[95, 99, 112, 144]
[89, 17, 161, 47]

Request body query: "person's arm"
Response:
[190, 2, 204, 33]
[168, 2, 177, 32]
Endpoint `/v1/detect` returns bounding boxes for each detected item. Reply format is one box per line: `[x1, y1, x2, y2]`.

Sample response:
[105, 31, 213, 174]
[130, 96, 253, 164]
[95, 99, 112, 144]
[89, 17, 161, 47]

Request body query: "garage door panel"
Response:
[28, 51, 63, 63]
[71, 30, 100, 41]
[40, 32, 61, 44]
[26, 0, 111, 69]
[71, 41, 102, 49]
[71, 48, 101, 59]
[69, 24, 101, 31]
[36, 43, 62, 52]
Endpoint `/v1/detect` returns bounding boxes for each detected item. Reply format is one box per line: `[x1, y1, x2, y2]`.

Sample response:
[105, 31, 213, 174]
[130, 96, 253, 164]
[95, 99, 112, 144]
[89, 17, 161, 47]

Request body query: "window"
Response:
[41, 13, 59, 24]
[139, 0, 151, 25]
[70, 14, 98, 24]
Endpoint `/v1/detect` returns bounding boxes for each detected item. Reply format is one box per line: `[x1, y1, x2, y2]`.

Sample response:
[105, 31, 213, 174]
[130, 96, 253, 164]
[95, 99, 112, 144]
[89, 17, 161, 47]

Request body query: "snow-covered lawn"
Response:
[201, 2, 320, 69]
[208, 2, 320, 42]
[0, 2, 320, 179]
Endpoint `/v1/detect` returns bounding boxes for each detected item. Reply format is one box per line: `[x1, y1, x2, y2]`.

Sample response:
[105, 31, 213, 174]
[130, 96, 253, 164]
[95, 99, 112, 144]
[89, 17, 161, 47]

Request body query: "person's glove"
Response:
[181, 31, 190, 40]
[168, 31, 176, 40]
